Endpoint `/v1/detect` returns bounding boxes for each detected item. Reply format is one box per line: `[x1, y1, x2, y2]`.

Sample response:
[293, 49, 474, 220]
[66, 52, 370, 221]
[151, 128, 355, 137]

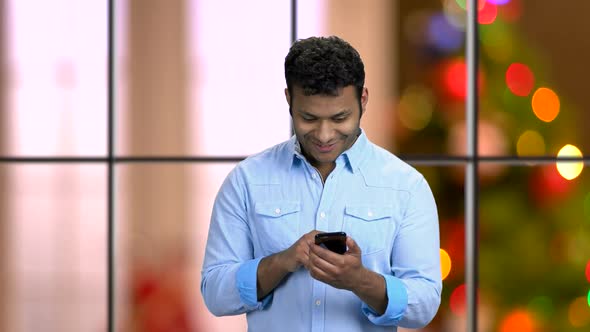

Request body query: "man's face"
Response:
[286, 85, 368, 170]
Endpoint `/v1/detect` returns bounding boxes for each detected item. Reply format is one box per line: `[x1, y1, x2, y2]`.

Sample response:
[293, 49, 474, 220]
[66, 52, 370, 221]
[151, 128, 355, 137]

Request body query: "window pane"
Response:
[0, 164, 106, 331]
[1, 1, 107, 156]
[480, 162, 590, 331]
[297, 0, 397, 151]
[397, 1, 467, 155]
[398, 165, 466, 332]
[116, 1, 292, 156]
[478, 1, 590, 157]
[115, 163, 246, 331]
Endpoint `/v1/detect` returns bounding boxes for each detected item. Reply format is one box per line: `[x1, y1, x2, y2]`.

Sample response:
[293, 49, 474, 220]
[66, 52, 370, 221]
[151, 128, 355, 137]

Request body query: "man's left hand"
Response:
[308, 236, 366, 291]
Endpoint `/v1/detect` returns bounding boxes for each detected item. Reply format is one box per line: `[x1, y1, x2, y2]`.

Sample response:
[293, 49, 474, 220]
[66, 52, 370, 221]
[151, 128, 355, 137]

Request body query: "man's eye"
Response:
[302, 116, 316, 122]
[333, 117, 347, 122]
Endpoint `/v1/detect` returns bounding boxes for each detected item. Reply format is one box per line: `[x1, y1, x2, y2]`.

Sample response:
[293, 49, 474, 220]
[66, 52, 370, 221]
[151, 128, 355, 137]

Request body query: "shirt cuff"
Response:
[361, 274, 408, 326]
[236, 257, 273, 310]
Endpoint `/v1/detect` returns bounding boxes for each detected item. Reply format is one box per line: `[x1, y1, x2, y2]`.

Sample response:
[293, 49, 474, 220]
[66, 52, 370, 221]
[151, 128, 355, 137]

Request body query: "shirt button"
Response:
[320, 212, 326, 218]
[311, 173, 317, 179]
[275, 208, 281, 214]
[367, 211, 373, 217]
[315, 300, 321, 306]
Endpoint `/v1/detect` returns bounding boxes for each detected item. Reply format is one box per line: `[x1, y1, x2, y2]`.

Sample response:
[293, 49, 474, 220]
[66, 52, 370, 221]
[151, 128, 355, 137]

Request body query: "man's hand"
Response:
[257, 230, 321, 300]
[308, 235, 365, 290]
[279, 230, 322, 272]
[308, 236, 388, 315]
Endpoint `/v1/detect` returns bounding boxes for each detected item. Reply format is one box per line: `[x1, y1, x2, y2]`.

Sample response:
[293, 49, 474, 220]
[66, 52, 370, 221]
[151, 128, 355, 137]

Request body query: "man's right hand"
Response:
[257, 230, 321, 300]
[278, 230, 322, 272]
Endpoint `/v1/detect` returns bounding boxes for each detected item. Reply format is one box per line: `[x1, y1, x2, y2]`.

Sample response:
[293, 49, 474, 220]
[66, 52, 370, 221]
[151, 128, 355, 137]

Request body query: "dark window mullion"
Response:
[466, 1, 479, 332]
[107, 0, 115, 331]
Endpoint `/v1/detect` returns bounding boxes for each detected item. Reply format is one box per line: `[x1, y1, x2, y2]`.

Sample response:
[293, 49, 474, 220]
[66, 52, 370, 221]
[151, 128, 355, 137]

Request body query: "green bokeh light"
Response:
[528, 295, 554, 317]
[584, 193, 590, 222]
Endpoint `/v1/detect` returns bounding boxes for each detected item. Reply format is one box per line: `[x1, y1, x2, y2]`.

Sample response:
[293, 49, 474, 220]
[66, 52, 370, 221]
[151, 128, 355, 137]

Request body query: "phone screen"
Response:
[314, 232, 347, 254]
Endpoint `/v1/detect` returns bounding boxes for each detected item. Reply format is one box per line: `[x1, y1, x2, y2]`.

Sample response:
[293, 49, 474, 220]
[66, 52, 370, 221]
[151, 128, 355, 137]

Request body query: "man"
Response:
[201, 36, 441, 331]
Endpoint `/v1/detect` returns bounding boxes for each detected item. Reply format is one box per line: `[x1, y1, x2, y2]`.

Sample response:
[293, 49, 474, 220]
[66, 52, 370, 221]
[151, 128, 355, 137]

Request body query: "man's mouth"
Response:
[313, 142, 336, 153]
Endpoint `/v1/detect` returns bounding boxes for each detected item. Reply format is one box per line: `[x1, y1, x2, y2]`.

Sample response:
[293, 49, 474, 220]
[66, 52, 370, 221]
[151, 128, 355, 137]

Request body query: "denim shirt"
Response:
[201, 130, 442, 332]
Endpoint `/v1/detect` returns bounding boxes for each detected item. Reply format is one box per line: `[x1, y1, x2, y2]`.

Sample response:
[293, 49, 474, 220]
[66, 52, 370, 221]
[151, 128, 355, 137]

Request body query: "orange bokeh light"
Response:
[440, 249, 452, 280]
[532, 87, 560, 122]
[569, 296, 590, 327]
[499, 309, 536, 332]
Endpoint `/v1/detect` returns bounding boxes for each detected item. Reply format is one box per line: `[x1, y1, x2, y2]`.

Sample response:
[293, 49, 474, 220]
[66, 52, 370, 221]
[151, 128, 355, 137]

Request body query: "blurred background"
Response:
[1, 0, 589, 331]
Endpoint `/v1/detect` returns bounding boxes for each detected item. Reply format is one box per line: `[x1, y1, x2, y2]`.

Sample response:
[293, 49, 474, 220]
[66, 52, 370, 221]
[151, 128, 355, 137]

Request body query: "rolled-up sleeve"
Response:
[377, 175, 442, 328]
[201, 167, 268, 316]
[361, 274, 408, 325]
[359, 175, 441, 327]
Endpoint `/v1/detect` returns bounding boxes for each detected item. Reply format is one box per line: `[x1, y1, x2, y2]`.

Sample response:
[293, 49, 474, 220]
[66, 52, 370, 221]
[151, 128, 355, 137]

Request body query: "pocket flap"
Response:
[255, 201, 301, 218]
[345, 205, 392, 221]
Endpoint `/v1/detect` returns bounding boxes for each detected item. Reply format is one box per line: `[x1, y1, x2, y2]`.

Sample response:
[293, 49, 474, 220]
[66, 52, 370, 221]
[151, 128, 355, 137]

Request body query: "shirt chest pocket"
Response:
[343, 205, 394, 255]
[254, 201, 301, 255]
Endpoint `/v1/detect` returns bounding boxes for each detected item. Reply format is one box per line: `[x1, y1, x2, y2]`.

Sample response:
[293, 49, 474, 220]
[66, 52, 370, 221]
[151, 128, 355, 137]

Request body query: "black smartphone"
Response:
[314, 232, 347, 254]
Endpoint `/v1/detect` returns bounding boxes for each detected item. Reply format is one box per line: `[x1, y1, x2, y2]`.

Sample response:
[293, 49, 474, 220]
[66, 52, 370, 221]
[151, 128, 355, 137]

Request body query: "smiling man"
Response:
[201, 36, 441, 332]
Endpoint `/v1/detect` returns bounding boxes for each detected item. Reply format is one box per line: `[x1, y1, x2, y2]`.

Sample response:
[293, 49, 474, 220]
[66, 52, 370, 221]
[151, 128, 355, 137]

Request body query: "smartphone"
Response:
[314, 232, 347, 254]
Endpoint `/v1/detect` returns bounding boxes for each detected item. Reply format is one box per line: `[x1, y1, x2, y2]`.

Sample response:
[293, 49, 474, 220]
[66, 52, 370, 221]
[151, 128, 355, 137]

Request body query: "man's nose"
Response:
[316, 121, 334, 143]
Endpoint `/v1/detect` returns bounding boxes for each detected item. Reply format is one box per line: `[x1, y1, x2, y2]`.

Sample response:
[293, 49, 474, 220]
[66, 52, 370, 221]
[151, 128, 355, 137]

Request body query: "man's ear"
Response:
[285, 88, 293, 115]
[361, 87, 369, 114]
[285, 88, 291, 106]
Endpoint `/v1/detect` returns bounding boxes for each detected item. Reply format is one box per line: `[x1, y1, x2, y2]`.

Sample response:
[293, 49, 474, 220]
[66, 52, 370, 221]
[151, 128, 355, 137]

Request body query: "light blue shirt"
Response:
[201, 130, 441, 332]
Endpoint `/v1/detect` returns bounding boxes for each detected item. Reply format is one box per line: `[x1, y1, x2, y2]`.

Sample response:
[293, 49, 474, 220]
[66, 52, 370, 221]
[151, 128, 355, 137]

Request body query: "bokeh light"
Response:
[455, 0, 486, 11]
[428, 13, 464, 53]
[499, 309, 536, 332]
[443, 0, 467, 29]
[441, 58, 485, 100]
[450, 284, 467, 316]
[506, 63, 535, 96]
[528, 296, 553, 317]
[556, 144, 584, 180]
[569, 296, 590, 327]
[440, 248, 452, 280]
[478, 1, 498, 25]
[488, 0, 511, 4]
[532, 87, 560, 122]
[516, 130, 545, 156]
[584, 193, 590, 222]
[480, 21, 513, 62]
[498, 0, 522, 22]
[398, 85, 434, 131]
[585, 260, 590, 283]
[588, 290, 590, 307]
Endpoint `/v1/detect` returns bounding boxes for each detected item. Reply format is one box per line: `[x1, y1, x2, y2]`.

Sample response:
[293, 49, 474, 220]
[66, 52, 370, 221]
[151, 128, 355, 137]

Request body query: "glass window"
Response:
[2, 0, 107, 156]
[0, 165, 106, 331]
[480, 163, 590, 331]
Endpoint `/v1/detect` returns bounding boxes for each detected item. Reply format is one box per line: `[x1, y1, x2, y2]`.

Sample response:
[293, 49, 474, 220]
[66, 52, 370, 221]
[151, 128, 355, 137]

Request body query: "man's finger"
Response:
[345, 236, 362, 256]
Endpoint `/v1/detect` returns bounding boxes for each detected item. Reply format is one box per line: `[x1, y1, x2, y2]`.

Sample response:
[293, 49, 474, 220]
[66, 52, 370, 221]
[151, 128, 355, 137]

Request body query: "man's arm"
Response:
[307, 177, 441, 328]
[257, 230, 321, 300]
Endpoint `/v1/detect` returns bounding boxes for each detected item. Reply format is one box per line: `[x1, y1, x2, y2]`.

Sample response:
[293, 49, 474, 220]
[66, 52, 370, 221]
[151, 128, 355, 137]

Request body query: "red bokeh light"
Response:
[479, 1, 498, 24]
[441, 59, 486, 101]
[450, 284, 467, 316]
[506, 63, 535, 96]
[586, 260, 590, 283]
[499, 0, 522, 22]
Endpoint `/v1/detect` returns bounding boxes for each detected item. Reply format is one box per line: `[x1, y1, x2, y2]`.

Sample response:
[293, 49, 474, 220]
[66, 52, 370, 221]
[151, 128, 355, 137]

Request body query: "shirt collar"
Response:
[288, 128, 369, 174]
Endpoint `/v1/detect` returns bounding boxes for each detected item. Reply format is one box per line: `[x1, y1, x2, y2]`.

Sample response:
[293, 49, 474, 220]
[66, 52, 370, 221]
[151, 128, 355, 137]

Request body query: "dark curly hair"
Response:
[284, 36, 365, 102]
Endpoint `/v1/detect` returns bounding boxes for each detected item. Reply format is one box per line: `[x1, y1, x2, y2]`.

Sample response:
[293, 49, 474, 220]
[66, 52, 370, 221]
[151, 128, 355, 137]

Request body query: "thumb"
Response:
[345, 236, 362, 256]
